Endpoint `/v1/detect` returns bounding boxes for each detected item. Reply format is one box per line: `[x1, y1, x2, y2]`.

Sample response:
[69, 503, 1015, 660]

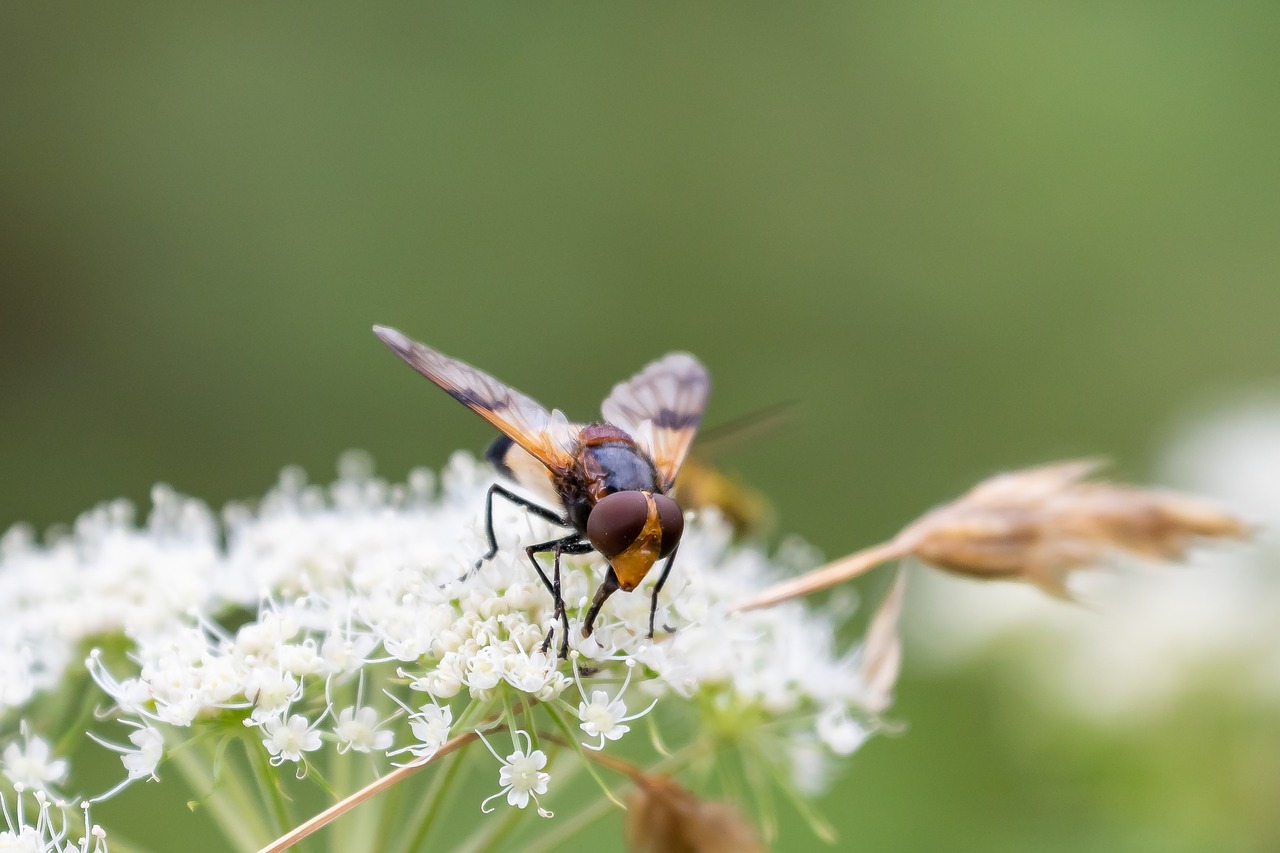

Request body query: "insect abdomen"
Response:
[584, 443, 662, 496]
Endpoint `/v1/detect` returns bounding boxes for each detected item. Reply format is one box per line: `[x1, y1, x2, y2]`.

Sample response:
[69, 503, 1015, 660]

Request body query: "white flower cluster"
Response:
[908, 398, 1280, 724]
[0, 487, 219, 711]
[0, 785, 107, 853]
[1, 451, 884, 814]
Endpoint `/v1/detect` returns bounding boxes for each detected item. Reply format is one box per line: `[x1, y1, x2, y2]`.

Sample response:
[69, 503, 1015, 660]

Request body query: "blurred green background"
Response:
[3, 3, 1279, 851]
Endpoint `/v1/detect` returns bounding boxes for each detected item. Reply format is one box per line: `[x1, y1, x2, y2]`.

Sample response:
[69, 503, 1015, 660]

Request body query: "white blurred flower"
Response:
[1, 730, 67, 793]
[333, 706, 394, 754]
[0, 789, 108, 853]
[816, 705, 868, 756]
[908, 396, 1280, 723]
[398, 704, 452, 762]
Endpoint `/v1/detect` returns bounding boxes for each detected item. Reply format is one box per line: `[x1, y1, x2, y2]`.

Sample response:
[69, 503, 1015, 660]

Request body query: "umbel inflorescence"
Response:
[0, 452, 897, 851]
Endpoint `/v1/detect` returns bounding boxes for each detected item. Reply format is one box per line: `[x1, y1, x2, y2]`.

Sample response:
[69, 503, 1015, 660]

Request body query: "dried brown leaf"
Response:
[625, 775, 765, 853]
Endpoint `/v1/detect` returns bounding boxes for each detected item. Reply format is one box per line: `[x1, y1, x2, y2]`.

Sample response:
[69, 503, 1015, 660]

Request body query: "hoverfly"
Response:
[373, 325, 709, 657]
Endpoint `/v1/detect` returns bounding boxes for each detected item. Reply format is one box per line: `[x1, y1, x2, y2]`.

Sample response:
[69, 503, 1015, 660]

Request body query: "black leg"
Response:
[524, 535, 592, 658]
[582, 570, 621, 639]
[647, 545, 679, 639]
[477, 484, 567, 569]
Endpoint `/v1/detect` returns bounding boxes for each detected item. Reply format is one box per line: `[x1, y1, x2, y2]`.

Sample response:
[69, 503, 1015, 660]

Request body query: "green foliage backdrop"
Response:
[3, 4, 1278, 850]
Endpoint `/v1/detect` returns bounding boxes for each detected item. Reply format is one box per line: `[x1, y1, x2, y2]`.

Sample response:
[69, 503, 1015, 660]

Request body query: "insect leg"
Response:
[477, 484, 568, 569]
[581, 570, 621, 639]
[524, 535, 589, 658]
[550, 540, 588, 653]
[647, 545, 680, 639]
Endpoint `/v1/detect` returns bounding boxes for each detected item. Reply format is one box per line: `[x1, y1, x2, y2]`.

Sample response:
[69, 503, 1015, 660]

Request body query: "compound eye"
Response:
[653, 495, 684, 558]
[587, 491, 649, 559]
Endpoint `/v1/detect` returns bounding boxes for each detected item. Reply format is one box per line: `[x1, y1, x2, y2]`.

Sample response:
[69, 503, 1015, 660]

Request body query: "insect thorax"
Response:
[560, 434, 662, 533]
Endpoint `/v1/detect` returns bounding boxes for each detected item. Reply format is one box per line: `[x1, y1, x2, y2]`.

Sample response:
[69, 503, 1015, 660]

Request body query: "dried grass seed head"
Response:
[901, 459, 1246, 596]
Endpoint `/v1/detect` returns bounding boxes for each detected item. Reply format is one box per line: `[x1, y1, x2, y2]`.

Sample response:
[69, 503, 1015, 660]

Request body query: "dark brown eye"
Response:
[654, 494, 684, 558]
[587, 491, 649, 558]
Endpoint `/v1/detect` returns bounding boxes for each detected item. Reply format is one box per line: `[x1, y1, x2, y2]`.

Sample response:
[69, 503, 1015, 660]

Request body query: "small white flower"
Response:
[243, 669, 301, 721]
[503, 650, 558, 695]
[320, 632, 377, 675]
[2, 730, 68, 792]
[499, 750, 549, 809]
[463, 646, 502, 692]
[816, 705, 868, 756]
[411, 661, 464, 699]
[88, 723, 165, 801]
[407, 705, 452, 756]
[477, 730, 552, 816]
[578, 691, 630, 744]
[333, 706, 393, 754]
[261, 714, 322, 764]
[574, 659, 656, 750]
[120, 726, 165, 779]
[386, 701, 452, 763]
[278, 641, 323, 677]
[0, 789, 109, 853]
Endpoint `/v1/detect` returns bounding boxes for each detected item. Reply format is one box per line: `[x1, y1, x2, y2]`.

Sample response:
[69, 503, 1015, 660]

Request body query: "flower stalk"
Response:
[734, 459, 1245, 612]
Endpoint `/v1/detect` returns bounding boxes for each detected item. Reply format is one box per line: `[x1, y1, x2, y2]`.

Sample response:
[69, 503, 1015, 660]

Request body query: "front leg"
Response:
[647, 545, 679, 639]
[582, 570, 620, 640]
[524, 535, 592, 658]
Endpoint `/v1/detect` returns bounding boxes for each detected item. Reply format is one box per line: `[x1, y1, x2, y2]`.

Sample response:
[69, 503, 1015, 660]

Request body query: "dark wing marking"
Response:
[374, 325, 579, 474]
[485, 435, 563, 506]
[601, 352, 710, 489]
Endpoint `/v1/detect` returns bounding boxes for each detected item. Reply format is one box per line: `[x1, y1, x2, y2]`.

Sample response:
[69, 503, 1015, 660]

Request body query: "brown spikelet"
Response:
[897, 460, 1247, 598]
[625, 775, 765, 853]
[733, 459, 1246, 612]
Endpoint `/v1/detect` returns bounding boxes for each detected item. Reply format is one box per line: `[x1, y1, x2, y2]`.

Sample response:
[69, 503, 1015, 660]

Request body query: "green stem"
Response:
[366, 762, 400, 853]
[329, 749, 377, 853]
[327, 746, 349, 853]
[168, 739, 268, 852]
[755, 740, 836, 844]
[96, 833, 162, 853]
[516, 795, 618, 853]
[52, 671, 98, 758]
[333, 672, 387, 853]
[388, 747, 468, 853]
[453, 784, 531, 853]
[243, 735, 293, 839]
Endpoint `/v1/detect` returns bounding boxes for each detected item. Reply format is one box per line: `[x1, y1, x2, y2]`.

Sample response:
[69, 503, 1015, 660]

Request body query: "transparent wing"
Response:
[487, 435, 564, 506]
[374, 325, 579, 474]
[601, 352, 710, 489]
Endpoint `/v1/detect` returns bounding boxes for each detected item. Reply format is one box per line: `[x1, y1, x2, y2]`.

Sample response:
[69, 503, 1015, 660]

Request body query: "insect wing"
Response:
[601, 352, 710, 489]
[487, 435, 564, 506]
[374, 325, 579, 474]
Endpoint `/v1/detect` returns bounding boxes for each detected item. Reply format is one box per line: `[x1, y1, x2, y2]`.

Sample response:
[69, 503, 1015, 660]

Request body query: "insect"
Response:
[373, 325, 710, 657]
